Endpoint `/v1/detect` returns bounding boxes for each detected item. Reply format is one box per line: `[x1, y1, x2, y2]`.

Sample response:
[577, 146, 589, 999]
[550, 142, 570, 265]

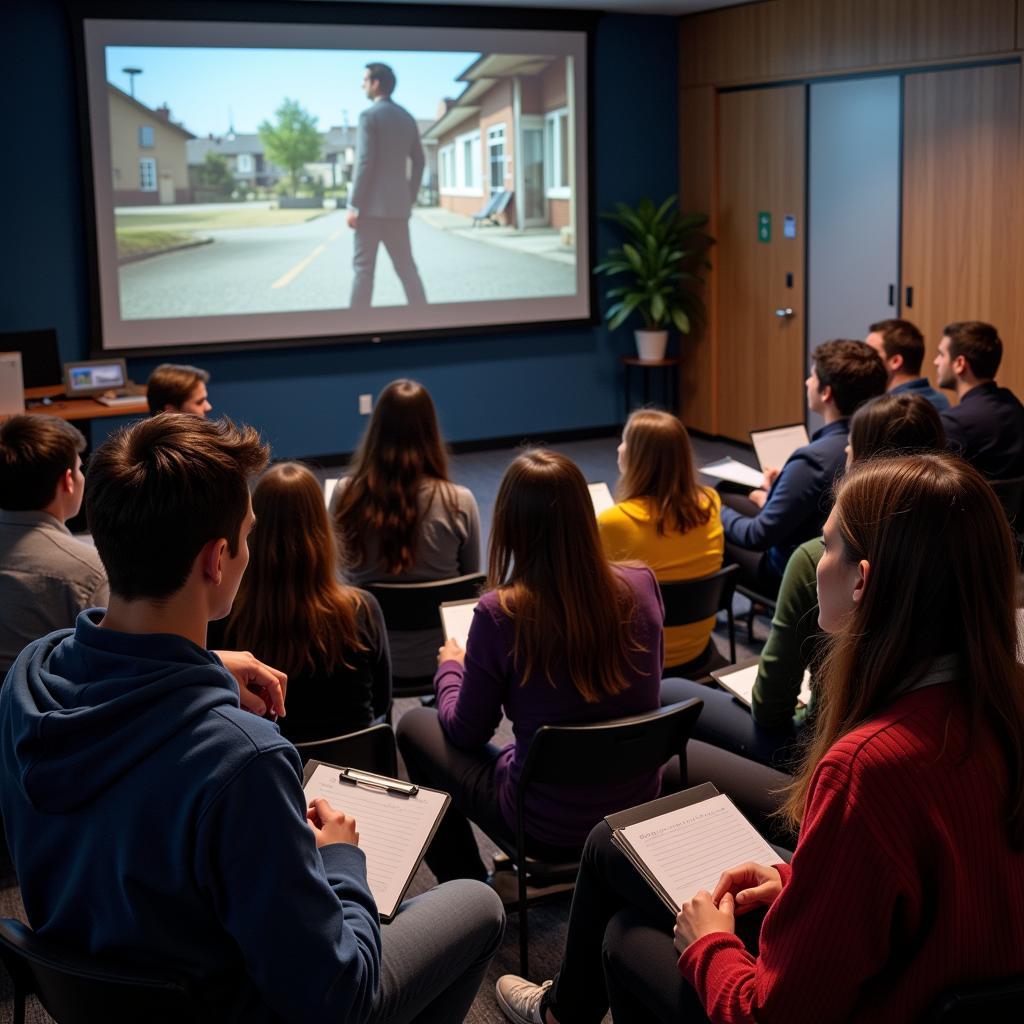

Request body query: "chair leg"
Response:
[13, 987, 25, 1024]
[746, 602, 755, 644]
[518, 855, 530, 976]
[727, 607, 736, 664]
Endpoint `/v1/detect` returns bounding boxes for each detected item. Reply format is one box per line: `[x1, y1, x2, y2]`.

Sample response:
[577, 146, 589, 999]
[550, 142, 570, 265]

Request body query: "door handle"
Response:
[774, 307, 794, 319]
[905, 286, 913, 309]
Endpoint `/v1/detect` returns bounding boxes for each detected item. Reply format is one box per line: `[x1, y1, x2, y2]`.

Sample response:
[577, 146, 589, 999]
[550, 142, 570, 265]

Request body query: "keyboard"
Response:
[94, 394, 147, 408]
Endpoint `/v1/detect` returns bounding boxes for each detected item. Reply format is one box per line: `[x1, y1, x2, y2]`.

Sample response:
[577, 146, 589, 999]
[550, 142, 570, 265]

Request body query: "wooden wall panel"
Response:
[678, 85, 717, 433]
[901, 64, 1022, 397]
[679, 0, 1017, 87]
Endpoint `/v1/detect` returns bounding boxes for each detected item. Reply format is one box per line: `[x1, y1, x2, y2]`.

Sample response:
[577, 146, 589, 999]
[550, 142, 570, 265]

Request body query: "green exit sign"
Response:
[757, 211, 771, 243]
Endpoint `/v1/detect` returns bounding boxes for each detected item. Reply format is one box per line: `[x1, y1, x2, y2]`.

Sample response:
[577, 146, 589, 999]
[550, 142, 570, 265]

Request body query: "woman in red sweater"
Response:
[496, 452, 1024, 1024]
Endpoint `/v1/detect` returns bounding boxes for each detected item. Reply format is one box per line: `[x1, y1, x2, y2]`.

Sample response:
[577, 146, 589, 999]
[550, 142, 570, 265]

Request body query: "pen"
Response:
[338, 767, 418, 797]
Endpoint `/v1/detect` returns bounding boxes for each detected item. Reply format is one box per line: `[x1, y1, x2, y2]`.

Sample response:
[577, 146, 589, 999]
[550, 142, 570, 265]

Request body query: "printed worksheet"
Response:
[588, 481, 615, 516]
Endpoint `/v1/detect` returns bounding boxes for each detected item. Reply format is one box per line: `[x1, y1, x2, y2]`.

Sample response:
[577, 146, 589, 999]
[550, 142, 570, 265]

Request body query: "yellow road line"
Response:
[271, 244, 327, 289]
[328, 229, 341, 242]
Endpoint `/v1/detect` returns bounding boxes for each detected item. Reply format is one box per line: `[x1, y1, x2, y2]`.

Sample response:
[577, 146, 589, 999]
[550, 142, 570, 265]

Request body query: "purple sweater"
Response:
[434, 564, 665, 847]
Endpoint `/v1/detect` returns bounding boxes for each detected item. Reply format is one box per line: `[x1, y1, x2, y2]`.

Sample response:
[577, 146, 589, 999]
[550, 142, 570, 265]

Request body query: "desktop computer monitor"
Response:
[0, 329, 63, 389]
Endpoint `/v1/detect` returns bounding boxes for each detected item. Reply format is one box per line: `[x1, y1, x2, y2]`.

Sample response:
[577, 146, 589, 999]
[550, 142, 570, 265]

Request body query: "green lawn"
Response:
[114, 207, 330, 232]
[116, 229, 201, 261]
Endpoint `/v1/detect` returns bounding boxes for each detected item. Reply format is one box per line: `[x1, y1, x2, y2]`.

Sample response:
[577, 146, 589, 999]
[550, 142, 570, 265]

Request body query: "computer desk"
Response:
[16, 384, 148, 421]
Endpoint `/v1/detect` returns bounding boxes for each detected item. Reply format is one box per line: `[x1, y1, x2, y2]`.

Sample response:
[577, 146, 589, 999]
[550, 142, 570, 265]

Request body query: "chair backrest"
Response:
[366, 573, 486, 632]
[659, 565, 739, 628]
[0, 918, 198, 1024]
[494, 190, 514, 214]
[924, 973, 1024, 1022]
[990, 476, 1024, 525]
[293, 722, 398, 777]
[518, 699, 703, 795]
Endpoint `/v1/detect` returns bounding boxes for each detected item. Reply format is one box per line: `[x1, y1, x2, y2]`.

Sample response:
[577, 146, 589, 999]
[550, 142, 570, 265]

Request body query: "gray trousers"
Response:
[350, 217, 427, 309]
[371, 879, 505, 1023]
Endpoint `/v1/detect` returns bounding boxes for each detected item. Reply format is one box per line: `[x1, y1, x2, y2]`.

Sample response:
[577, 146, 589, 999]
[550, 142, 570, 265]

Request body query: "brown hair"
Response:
[224, 462, 366, 678]
[617, 409, 714, 535]
[868, 318, 926, 376]
[848, 392, 945, 462]
[333, 379, 457, 575]
[0, 415, 85, 511]
[85, 414, 268, 600]
[811, 340, 887, 416]
[146, 364, 210, 414]
[784, 454, 1024, 847]
[944, 321, 1002, 380]
[488, 449, 645, 703]
[365, 62, 396, 97]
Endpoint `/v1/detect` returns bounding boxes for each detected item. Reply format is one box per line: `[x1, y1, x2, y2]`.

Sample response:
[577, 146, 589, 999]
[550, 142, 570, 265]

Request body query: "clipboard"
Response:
[711, 657, 812, 710]
[303, 759, 450, 922]
[440, 598, 477, 648]
[588, 481, 615, 516]
[749, 423, 809, 472]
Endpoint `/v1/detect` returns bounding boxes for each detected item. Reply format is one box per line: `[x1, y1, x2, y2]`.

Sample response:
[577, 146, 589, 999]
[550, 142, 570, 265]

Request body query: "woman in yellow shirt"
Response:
[598, 409, 724, 675]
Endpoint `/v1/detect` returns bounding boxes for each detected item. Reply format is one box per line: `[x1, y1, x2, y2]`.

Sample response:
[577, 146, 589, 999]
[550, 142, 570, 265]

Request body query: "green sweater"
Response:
[751, 536, 826, 730]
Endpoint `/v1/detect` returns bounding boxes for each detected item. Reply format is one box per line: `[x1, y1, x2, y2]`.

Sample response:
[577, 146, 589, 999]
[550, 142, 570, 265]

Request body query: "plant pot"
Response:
[634, 330, 668, 362]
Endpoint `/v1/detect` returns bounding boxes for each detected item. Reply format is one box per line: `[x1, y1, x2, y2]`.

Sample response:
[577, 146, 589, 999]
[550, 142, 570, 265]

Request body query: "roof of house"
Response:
[107, 83, 195, 140]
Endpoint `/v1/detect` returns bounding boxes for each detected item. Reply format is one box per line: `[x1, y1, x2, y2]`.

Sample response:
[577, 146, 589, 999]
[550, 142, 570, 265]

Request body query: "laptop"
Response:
[63, 359, 145, 405]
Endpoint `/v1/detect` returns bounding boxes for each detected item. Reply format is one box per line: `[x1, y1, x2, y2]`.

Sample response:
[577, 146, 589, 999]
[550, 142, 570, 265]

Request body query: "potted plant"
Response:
[595, 196, 713, 361]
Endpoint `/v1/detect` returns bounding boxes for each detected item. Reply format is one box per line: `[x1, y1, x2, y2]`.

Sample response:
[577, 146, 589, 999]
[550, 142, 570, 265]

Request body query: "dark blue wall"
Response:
[4, 1, 679, 458]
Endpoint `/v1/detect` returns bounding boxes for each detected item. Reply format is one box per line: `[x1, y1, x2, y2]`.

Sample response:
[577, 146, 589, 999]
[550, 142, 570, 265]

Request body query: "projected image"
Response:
[102, 45, 578, 324]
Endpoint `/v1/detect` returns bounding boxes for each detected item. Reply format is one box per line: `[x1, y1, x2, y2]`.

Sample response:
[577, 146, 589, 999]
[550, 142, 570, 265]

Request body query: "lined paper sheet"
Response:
[324, 478, 339, 507]
[751, 424, 808, 471]
[440, 599, 477, 648]
[698, 457, 764, 489]
[715, 662, 812, 709]
[619, 794, 779, 912]
[588, 481, 615, 516]
[304, 764, 448, 919]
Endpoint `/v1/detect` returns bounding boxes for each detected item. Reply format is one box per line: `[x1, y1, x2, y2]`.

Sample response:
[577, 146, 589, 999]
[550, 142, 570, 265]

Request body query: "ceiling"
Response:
[304, 0, 750, 14]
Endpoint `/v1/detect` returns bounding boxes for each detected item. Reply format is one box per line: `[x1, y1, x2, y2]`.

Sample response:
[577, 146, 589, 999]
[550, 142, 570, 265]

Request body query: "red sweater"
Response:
[679, 684, 1024, 1022]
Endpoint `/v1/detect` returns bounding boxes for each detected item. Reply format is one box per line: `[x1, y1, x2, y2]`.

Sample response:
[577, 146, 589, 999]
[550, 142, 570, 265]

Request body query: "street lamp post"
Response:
[122, 67, 142, 98]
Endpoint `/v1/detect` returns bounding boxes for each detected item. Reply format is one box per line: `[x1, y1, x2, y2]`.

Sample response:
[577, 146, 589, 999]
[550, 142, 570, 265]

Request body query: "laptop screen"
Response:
[65, 360, 127, 395]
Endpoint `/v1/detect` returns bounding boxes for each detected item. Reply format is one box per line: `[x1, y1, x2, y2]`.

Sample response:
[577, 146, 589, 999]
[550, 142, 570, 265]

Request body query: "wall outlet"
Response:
[358, 393, 373, 415]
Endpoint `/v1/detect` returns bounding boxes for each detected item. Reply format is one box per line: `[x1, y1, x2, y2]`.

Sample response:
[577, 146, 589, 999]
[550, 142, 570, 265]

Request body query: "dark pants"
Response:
[350, 216, 426, 309]
[543, 821, 764, 1023]
[720, 493, 783, 598]
[396, 707, 581, 883]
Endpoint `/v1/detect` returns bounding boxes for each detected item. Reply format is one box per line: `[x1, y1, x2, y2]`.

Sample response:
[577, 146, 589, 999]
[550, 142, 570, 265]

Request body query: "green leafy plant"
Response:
[595, 197, 713, 333]
[258, 98, 322, 197]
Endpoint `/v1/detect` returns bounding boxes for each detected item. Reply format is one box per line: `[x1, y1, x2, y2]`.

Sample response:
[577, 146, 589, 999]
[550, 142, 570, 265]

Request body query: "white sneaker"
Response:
[495, 975, 552, 1024]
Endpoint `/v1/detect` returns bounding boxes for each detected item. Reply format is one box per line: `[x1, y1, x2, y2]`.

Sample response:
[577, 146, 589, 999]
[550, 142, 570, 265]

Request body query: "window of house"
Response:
[440, 131, 482, 195]
[487, 124, 506, 195]
[138, 125, 154, 148]
[236, 153, 253, 174]
[138, 157, 157, 191]
[544, 109, 570, 198]
[439, 144, 455, 189]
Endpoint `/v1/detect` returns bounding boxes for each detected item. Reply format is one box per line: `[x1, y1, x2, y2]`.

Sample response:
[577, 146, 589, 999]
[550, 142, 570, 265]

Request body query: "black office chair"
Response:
[486, 698, 704, 975]
[923, 973, 1024, 1021]
[736, 583, 779, 644]
[293, 722, 399, 777]
[989, 475, 1024, 566]
[0, 918, 200, 1024]
[659, 564, 739, 678]
[367, 573, 486, 697]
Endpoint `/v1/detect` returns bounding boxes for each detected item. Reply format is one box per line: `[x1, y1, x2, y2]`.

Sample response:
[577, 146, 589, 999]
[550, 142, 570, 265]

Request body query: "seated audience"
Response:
[331, 379, 480, 680]
[146, 363, 212, 416]
[397, 450, 664, 882]
[214, 461, 390, 743]
[0, 415, 107, 675]
[720, 339, 886, 596]
[598, 409, 724, 676]
[936, 320, 1024, 479]
[497, 451, 1024, 1024]
[0, 414, 504, 1023]
[864, 317, 949, 410]
[663, 391, 946, 769]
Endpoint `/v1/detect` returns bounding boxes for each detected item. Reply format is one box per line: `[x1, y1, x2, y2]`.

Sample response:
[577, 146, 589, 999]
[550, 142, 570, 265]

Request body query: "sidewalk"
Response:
[414, 207, 575, 267]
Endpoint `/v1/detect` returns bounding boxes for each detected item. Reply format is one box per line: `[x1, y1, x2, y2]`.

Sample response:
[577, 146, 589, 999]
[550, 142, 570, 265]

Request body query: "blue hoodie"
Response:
[0, 610, 381, 1023]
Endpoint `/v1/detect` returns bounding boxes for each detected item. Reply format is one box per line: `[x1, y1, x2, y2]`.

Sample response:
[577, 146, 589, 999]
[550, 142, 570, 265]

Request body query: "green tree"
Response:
[197, 152, 234, 198]
[258, 98, 321, 197]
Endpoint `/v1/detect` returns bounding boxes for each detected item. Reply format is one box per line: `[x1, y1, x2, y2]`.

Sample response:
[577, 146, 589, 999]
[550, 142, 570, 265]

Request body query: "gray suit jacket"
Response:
[349, 98, 424, 219]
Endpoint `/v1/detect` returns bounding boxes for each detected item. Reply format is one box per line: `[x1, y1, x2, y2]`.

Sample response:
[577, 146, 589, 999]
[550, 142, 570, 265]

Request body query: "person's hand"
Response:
[761, 466, 780, 489]
[346, 210, 358, 229]
[711, 862, 782, 916]
[748, 488, 768, 509]
[307, 798, 359, 848]
[213, 650, 287, 719]
[674, 890, 735, 952]
[438, 637, 466, 667]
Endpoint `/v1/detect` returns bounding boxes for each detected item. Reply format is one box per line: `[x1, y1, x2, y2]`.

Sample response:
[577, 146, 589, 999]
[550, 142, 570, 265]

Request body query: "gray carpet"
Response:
[0, 433, 774, 1023]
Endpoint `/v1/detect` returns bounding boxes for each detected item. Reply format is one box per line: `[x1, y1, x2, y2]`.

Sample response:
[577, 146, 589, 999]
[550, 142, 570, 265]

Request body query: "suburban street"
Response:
[118, 209, 577, 319]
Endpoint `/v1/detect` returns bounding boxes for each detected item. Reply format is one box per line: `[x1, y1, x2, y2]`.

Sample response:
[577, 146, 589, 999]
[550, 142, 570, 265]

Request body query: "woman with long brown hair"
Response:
[599, 409, 724, 674]
[330, 379, 480, 681]
[396, 449, 666, 882]
[496, 452, 1024, 1024]
[219, 461, 390, 742]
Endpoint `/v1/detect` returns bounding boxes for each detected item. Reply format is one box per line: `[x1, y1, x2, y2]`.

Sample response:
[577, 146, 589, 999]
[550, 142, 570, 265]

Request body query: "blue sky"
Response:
[106, 47, 479, 135]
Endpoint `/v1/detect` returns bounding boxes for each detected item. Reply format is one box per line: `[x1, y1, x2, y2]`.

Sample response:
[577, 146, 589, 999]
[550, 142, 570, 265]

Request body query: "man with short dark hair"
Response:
[936, 320, 1024, 479]
[146, 362, 212, 416]
[865, 318, 949, 411]
[0, 414, 107, 673]
[0, 414, 504, 1022]
[347, 61, 427, 310]
[721, 340, 887, 595]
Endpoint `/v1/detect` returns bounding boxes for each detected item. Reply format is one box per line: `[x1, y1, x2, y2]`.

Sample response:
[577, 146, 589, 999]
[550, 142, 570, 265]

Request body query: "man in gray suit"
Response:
[347, 62, 427, 309]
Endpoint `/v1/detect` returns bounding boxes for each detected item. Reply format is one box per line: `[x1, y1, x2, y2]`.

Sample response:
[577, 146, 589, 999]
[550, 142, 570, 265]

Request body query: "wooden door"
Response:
[902, 63, 1021, 397]
[716, 86, 807, 441]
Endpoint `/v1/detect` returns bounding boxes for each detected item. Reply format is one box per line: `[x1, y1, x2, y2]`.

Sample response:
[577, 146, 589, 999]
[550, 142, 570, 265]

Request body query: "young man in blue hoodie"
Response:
[0, 413, 504, 1022]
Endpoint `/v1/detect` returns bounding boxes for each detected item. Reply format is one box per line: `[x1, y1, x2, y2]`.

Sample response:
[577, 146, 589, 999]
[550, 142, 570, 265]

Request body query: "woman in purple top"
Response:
[396, 449, 665, 882]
